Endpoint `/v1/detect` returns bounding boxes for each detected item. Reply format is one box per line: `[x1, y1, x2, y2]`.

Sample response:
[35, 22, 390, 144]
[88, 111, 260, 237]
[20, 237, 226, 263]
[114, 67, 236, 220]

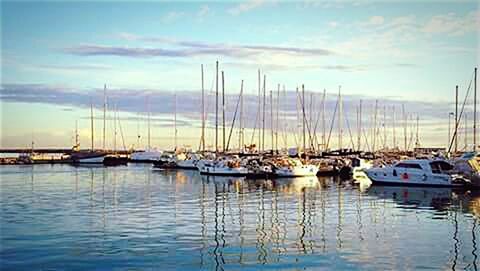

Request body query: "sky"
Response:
[1, 0, 479, 150]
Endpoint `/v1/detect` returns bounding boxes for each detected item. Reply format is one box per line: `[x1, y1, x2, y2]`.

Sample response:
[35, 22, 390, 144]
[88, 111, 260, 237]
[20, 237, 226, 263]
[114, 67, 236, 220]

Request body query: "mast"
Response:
[239, 80, 244, 152]
[373, 100, 378, 152]
[136, 111, 140, 149]
[262, 75, 266, 152]
[474, 67, 477, 151]
[270, 89, 274, 152]
[358, 100, 362, 151]
[455, 85, 458, 153]
[215, 61, 219, 153]
[276, 84, 280, 153]
[174, 93, 177, 150]
[75, 120, 79, 149]
[258, 69, 261, 151]
[392, 106, 396, 149]
[402, 104, 407, 152]
[383, 105, 387, 150]
[338, 86, 342, 151]
[307, 92, 315, 151]
[302, 84, 306, 153]
[103, 84, 107, 150]
[147, 96, 151, 150]
[201, 64, 205, 152]
[415, 114, 419, 149]
[90, 100, 94, 151]
[322, 89, 326, 151]
[222, 71, 226, 152]
[114, 103, 117, 154]
[464, 112, 468, 150]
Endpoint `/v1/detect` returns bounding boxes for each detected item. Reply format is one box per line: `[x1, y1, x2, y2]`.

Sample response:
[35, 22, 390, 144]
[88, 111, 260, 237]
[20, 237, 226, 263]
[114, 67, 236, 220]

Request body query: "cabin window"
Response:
[429, 161, 453, 173]
[395, 163, 422, 169]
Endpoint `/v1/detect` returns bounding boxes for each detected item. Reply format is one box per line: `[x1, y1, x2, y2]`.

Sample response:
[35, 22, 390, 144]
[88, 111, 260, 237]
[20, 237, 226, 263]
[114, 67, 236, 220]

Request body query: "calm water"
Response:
[1, 164, 479, 270]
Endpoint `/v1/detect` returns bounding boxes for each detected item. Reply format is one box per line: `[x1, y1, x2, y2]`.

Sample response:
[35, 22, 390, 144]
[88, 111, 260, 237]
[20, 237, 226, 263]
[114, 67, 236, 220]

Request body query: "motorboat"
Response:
[130, 149, 163, 163]
[152, 152, 176, 168]
[365, 159, 469, 187]
[175, 152, 202, 169]
[452, 151, 480, 188]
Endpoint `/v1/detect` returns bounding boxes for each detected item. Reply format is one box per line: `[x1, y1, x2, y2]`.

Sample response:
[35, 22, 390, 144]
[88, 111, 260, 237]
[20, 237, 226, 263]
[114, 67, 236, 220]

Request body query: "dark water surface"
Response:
[1, 164, 479, 270]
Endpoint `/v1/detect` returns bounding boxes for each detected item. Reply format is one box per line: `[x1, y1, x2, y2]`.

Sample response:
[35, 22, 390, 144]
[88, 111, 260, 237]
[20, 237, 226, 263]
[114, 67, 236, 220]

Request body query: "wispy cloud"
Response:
[1, 83, 451, 132]
[64, 37, 335, 59]
[161, 11, 185, 24]
[422, 11, 479, 36]
[227, 0, 268, 15]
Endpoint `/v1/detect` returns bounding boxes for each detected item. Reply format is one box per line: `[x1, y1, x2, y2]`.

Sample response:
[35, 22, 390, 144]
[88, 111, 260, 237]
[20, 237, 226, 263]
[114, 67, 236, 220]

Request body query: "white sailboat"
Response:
[130, 96, 162, 162]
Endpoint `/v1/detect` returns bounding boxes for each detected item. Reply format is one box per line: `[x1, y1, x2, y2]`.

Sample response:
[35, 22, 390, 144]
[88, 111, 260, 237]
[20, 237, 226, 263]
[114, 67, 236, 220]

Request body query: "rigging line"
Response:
[117, 108, 127, 151]
[198, 70, 216, 150]
[448, 70, 475, 153]
[297, 89, 316, 151]
[226, 83, 243, 151]
[326, 96, 339, 150]
[343, 104, 356, 150]
[312, 97, 324, 149]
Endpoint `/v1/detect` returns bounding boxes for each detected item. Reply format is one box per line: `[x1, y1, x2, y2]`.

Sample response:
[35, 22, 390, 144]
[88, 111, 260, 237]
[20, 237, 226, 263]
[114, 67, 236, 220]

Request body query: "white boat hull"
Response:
[365, 168, 462, 187]
[76, 155, 105, 164]
[199, 165, 248, 176]
[274, 165, 319, 177]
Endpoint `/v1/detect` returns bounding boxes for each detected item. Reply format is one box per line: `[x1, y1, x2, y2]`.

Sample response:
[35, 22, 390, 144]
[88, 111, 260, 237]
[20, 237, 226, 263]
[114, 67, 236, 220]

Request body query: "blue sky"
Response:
[1, 0, 479, 149]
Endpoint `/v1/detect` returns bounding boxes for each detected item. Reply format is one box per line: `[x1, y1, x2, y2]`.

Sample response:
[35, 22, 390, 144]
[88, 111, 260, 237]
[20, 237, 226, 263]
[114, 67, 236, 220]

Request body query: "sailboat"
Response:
[130, 96, 163, 162]
[70, 101, 107, 164]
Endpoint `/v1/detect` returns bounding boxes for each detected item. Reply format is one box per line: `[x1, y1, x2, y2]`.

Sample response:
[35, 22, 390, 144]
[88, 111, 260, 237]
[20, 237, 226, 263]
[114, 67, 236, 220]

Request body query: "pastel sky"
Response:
[1, 0, 479, 150]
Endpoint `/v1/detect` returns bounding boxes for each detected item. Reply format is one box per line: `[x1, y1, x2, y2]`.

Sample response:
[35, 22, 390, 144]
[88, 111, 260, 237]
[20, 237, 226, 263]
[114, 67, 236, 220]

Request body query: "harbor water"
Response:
[1, 164, 479, 270]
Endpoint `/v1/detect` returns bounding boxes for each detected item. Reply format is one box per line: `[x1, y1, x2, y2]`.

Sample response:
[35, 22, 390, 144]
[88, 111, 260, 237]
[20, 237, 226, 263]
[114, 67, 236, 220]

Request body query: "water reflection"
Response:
[1, 165, 479, 270]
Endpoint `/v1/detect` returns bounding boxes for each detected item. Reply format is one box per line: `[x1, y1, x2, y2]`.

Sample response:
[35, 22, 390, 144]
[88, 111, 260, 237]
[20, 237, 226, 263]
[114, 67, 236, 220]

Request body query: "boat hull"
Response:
[199, 166, 248, 176]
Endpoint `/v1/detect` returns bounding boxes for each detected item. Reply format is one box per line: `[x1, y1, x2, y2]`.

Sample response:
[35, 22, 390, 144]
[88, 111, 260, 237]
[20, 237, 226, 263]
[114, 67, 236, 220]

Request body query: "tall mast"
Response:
[258, 69, 261, 151]
[201, 64, 205, 152]
[338, 86, 342, 150]
[222, 71, 226, 152]
[174, 93, 177, 150]
[215, 61, 219, 153]
[358, 99, 362, 151]
[90, 100, 94, 151]
[75, 120, 79, 149]
[270, 89, 274, 152]
[383, 105, 387, 150]
[474, 67, 477, 151]
[114, 103, 117, 154]
[302, 84, 306, 153]
[402, 104, 407, 152]
[308, 92, 315, 151]
[322, 89, 326, 151]
[464, 112, 468, 150]
[373, 100, 378, 152]
[239, 80, 244, 152]
[392, 106, 396, 149]
[262, 75, 266, 152]
[415, 114, 419, 149]
[103, 84, 107, 150]
[283, 84, 287, 150]
[147, 96, 151, 150]
[276, 84, 280, 153]
[136, 111, 140, 149]
[455, 85, 458, 153]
